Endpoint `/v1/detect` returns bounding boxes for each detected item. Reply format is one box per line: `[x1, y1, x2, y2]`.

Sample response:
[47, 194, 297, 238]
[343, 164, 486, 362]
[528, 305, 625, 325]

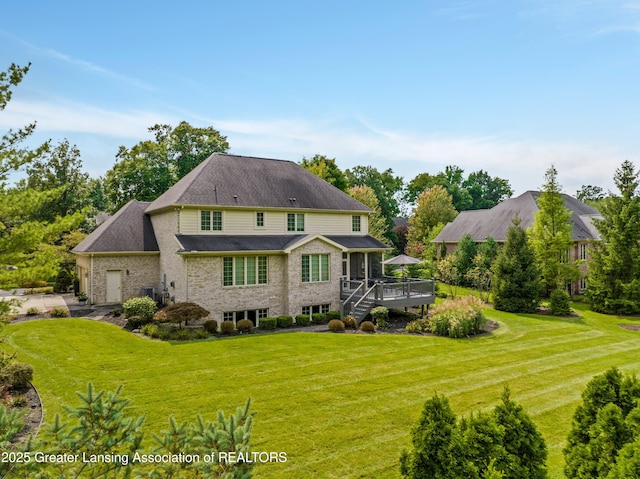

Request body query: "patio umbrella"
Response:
[382, 254, 422, 266]
[383, 254, 422, 276]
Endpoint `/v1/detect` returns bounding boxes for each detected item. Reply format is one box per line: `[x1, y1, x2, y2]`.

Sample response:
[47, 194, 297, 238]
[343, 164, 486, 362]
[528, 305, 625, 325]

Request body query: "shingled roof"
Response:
[175, 234, 389, 253]
[146, 153, 371, 213]
[433, 191, 602, 243]
[73, 200, 159, 253]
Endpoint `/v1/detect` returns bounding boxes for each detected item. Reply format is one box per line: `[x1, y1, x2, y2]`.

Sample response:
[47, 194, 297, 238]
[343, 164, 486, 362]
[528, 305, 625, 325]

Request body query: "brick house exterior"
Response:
[432, 190, 601, 295]
[73, 154, 390, 324]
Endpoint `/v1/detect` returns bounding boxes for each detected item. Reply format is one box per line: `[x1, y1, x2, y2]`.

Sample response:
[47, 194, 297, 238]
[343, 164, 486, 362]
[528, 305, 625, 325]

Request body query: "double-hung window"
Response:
[287, 213, 305, 232]
[302, 254, 330, 282]
[200, 210, 222, 231]
[352, 215, 361, 232]
[223, 256, 268, 286]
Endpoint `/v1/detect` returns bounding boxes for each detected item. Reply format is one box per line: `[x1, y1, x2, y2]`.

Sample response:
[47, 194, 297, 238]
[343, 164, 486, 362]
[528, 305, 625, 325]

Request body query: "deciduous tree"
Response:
[347, 185, 389, 244]
[106, 122, 229, 211]
[300, 154, 348, 191]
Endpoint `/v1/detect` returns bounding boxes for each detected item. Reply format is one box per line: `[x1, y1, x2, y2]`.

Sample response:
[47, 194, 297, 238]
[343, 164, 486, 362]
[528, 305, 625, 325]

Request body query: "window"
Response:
[302, 254, 329, 282]
[256, 212, 265, 228]
[223, 256, 268, 286]
[559, 249, 570, 264]
[302, 304, 330, 316]
[200, 210, 222, 231]
[352, 215, 361, 232]
[223, 309, 269, 325]
[580, 243, 588, 260]
[287, 213, 305, 232]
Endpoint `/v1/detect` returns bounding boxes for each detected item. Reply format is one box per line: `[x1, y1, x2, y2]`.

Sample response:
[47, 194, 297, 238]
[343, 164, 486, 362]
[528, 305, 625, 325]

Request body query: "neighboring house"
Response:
[73, 153, 396, 324]
[432, 190, 601, 294]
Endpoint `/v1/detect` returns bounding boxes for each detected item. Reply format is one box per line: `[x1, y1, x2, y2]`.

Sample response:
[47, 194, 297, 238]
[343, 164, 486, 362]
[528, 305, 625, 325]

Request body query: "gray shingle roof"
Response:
[175, 234, 389, 253]
[433, 191, 601, 243]
[72, 200, 159, 253]
[146, 153, 371, 213]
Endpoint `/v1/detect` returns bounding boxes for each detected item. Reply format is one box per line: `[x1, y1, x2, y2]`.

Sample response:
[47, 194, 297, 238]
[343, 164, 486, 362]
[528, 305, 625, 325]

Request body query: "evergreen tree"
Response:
[454, 233, 478, 286]
[491, 217, 542, 313]
[400, 394, 473, 478]
[493, 387, 548, 479]
[587, 160, 640, 314]
[564, 367, 640, 479]
[530, 165, 577, 294]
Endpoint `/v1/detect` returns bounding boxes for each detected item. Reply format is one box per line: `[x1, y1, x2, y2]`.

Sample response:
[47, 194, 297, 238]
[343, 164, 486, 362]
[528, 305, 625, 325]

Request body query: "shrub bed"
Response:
[429, 295, 486, 338]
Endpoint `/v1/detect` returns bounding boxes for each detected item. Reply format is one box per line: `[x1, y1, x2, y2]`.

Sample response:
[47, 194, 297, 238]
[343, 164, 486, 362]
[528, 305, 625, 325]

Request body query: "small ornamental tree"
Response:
[491, 216, 542, 313]
[161, 302, 209, 328]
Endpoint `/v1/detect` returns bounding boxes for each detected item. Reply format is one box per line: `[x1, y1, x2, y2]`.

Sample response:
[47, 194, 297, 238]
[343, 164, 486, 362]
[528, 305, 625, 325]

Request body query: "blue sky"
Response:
[2, 0, 639, 197]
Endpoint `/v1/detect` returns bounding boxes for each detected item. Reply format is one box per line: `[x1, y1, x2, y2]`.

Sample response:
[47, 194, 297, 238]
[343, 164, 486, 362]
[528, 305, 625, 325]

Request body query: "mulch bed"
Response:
[7, 382, 43, 446]
[619, 324, 640, 331]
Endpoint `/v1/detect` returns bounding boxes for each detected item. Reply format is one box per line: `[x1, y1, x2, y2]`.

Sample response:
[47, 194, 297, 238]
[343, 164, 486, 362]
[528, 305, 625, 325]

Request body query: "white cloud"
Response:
[0, 98, 626, 196]
[0, 99, 178, 139]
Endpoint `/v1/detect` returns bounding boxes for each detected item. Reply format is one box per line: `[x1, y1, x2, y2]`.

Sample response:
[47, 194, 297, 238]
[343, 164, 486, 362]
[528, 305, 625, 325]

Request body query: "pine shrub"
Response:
[343, 315, 357, 329]
[328, 319, 345, 332]
[359, 320, 376, 333]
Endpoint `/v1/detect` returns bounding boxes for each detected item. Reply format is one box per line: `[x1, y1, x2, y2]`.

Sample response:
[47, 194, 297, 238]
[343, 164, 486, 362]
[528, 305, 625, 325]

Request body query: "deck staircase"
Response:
[352, 296, 376, 323]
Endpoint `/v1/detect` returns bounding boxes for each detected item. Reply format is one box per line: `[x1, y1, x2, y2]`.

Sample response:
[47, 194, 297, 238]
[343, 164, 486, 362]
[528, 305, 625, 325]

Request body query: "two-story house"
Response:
[432, 190, 602, 295]
[73, 153, 393, 324]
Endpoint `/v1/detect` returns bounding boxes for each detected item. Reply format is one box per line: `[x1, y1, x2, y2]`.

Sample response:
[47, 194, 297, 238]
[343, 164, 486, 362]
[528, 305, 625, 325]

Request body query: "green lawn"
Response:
[3, 303, 640, 478]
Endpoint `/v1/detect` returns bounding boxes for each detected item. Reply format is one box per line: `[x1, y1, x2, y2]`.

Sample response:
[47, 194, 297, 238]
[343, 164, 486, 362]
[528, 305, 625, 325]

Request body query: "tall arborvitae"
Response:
[401, 388, 547, 479]
[530, 165, 576, 295]
[587, 160, 640, 314]
[491, 216, 542, 313]
[564, 367, 640, 479]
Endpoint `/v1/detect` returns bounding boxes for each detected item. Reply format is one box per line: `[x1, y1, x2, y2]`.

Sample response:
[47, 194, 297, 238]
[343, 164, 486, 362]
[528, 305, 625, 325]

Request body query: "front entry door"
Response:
[106, 270, 122, 303]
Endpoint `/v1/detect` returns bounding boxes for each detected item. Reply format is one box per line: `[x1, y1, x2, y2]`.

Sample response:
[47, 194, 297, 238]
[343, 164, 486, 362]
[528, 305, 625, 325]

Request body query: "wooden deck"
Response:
[340, 277, 436, 319]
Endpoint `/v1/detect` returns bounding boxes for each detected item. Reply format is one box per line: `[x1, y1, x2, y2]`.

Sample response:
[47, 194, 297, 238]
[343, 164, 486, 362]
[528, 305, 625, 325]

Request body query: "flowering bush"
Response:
[429, 295, 486, 338]
[123, 296, 157, 321]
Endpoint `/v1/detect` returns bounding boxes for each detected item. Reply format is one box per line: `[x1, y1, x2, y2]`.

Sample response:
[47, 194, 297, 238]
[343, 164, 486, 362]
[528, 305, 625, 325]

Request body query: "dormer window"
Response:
[287, 213, 305, 232]
[201, 210, 222, 231]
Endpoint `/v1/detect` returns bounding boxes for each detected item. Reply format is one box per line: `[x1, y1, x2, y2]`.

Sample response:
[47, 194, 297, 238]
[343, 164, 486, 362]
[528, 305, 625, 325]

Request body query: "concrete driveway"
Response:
[0, 290, 73, 314]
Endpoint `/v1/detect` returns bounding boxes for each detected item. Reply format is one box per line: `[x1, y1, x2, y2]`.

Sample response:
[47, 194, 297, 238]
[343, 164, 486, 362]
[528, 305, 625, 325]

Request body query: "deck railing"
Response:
[340, 276, 435, 302]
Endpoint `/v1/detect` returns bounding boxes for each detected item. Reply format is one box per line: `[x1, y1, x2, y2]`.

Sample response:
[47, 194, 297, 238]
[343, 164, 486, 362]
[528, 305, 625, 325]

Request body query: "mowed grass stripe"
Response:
[3, 306, 640, 479]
